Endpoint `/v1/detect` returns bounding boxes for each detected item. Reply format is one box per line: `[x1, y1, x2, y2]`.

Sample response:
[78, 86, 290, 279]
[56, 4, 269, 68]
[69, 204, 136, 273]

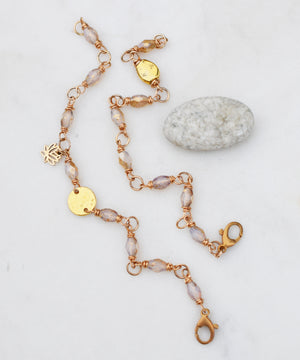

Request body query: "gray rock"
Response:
[163, 97, 254, 150]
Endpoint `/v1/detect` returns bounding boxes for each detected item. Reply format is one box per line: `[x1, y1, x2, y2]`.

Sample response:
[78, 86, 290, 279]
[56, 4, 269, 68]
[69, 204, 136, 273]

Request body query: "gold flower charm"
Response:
[41, 143, 62, 165]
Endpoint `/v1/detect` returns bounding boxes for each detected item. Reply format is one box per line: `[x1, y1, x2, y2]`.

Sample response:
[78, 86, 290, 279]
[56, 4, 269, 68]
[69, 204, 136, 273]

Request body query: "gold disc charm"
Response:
[67, 187, 96, 216]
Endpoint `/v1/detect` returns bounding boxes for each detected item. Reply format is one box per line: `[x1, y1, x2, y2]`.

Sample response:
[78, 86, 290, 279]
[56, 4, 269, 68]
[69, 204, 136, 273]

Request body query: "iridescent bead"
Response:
[126, 237, 138, 256]
[119, 151, 132, 170]
[137, 40, 156, 53]
[189, 226, 206, 244]
[111, 108, 125, 126]
[152, 176, 171, 189]
[130, 95, 149, 108]
[186, 281, 202, 302]
[61, 110, 74, 128]
[85, 68, 101, 86]
[100, 208, 118, 222]
[181, 187, 193, 207]
[83, 26, 99, 44]
[65, 161, 78, 180]
[147, 259, 167, 272]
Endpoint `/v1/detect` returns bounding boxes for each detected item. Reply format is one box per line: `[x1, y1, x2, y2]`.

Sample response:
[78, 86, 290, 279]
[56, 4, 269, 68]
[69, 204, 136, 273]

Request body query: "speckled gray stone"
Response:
[163, 97, 254, 150]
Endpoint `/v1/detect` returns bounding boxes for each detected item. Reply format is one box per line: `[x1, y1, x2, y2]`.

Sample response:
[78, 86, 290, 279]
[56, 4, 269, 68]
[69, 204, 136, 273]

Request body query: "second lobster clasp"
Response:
[218, 221, 243, 254]
[195, 308, 218, 345]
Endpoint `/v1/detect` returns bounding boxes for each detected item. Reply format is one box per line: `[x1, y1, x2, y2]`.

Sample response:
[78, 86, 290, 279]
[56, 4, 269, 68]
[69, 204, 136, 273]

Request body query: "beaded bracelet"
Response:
[41, 18, 219, 345]
[109, 37, 243, 258]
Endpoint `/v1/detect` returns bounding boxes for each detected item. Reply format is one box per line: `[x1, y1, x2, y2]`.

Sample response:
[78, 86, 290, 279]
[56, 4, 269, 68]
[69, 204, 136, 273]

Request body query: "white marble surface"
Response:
[0, 0, 299, 359]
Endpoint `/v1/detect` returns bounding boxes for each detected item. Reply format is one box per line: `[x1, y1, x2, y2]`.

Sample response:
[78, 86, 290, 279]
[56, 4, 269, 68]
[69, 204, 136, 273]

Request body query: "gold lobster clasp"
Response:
[195, 308, 218, 345]
[218, 222, 243, 254]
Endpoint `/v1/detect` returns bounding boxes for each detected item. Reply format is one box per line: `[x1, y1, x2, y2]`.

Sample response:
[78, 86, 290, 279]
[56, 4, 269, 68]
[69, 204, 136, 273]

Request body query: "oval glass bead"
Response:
[137, 40, 156, 53]
[111, 108, 125, 126]
[83, 26, 99, 44]
[189, 226, 206, 244]
[119, 151, 132, 170]
[100, 208, 118, 222]
[130, 95, 149, 108]
[65, 161, 78, 180]
[147, 259, 167, 272]
[136, 59, 160, 84]
[126, 237, 138, 256]
[181, 187, 193, 208]
[85, 68, 102, 86]
[152, 176, 171, 190]
[187, 281, 202, 302]
[61, 110, 74, 128]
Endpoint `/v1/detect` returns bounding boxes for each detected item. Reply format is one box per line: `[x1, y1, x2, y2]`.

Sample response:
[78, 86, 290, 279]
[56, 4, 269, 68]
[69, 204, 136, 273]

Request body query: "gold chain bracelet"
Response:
[41, 18, 223, 345]
[109, 37, 243, 258]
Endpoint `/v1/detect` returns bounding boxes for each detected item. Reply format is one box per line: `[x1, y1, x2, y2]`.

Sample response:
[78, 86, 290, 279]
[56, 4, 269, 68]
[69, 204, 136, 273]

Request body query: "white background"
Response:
[0, 0, 299, 359]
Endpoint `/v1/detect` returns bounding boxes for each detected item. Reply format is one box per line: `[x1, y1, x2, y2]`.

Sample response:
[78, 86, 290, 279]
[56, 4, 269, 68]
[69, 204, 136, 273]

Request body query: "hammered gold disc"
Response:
[67, 187, 96, 216]
[136, 59, 160, 84]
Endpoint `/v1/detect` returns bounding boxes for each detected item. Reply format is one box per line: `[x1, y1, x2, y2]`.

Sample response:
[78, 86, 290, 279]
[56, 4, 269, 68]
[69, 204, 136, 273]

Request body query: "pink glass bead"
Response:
[119, 151, 132, 170]
[137, 40, 156, 53]
[189, 226, 206, 244]
[100, 208, 118, 222]
[147, 259, 167, 272]
[152, 176, 171, 189]
[83, 26, 99, 44]
[186, 281, 202, 302]
[130, 95, 149, 108]
[126, 237, 138, 256]
[61, 110, 74, 128]
[85, 68, 101, 86]
[181, 187, 193, 207]
[65, 161, 78, 180]
[111, 108, 125, 126]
